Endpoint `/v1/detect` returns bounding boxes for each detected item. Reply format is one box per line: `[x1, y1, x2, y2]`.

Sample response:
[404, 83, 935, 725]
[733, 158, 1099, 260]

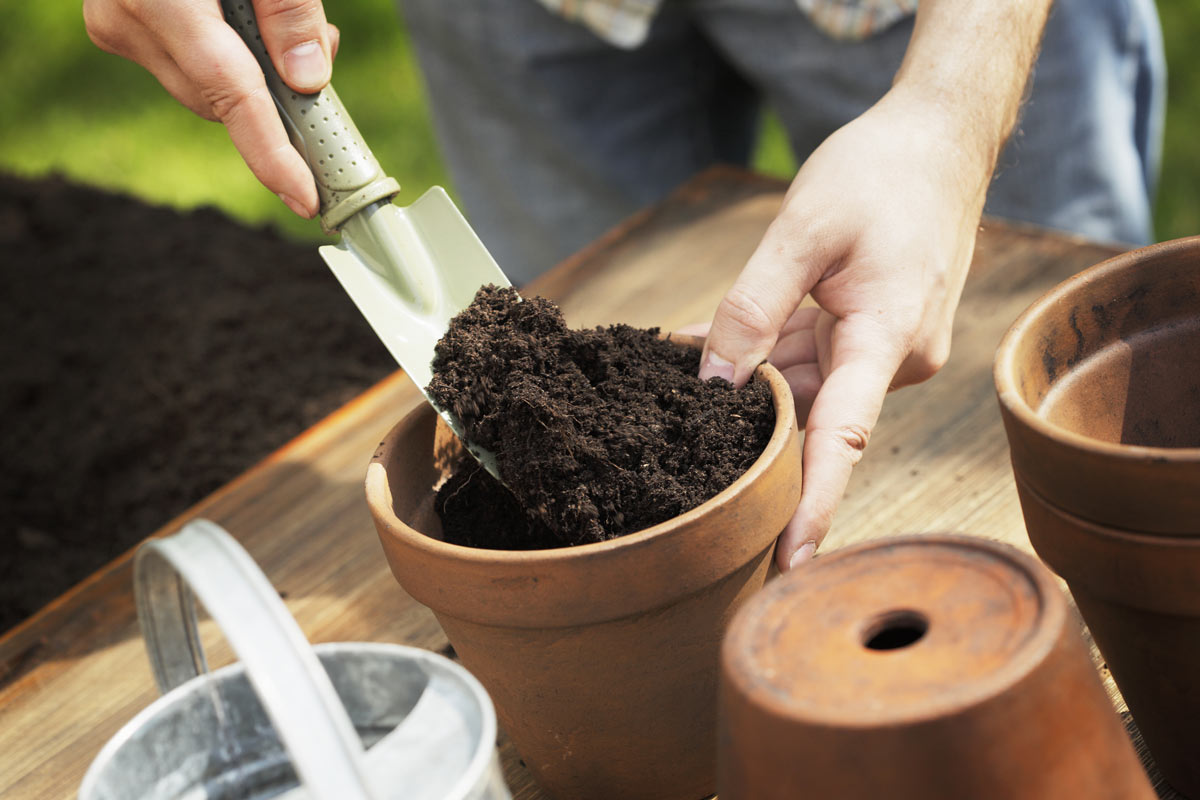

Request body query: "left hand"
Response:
[688, 86, 992, 571]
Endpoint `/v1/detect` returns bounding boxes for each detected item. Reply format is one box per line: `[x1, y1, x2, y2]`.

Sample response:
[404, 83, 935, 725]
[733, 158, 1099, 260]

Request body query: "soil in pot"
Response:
[427, 286, 775, 550]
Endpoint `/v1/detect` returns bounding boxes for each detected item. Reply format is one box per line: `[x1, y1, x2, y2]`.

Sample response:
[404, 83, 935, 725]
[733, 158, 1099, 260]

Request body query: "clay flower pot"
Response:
[1014, 480, 1200, 795]
[719, 535, 1154, 800]
[994, 236, 1200, 532]
[995, 236, 1200, 795]
[366, 334, 803, 800]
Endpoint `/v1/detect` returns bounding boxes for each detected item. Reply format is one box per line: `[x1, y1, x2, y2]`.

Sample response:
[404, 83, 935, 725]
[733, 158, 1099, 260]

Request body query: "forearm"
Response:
[891, 0, 1054, 183]
[702, 2, 1053, 569]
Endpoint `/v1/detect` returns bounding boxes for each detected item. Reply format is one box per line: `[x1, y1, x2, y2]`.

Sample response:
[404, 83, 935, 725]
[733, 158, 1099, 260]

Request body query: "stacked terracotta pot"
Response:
[366, 336, 803, 800]
[718, 535, 1154, 799]
[995, 236, 1200, 797]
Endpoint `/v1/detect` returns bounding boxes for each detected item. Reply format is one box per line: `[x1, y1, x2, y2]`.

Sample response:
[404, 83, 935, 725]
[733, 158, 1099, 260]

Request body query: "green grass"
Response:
[1156, 0, 1200, 241]
[0, 0, 445, 242]
[1, 2, 1195, 242]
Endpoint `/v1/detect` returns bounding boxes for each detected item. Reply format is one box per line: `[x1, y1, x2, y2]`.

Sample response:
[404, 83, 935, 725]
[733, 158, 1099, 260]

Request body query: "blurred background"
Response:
[4, 0, 1195, 244]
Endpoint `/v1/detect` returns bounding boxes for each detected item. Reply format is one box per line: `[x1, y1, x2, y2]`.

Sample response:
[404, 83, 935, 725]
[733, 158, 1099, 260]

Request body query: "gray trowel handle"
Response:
[220, 0, 400, 233]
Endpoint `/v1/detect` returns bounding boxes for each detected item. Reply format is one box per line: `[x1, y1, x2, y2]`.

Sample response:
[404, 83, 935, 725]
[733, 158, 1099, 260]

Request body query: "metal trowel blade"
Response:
[319, 187, 510, 478]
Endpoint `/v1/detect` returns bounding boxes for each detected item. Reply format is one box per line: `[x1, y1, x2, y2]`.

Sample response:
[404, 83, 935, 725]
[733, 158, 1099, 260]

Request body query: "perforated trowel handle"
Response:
[219, 0, 400, 233]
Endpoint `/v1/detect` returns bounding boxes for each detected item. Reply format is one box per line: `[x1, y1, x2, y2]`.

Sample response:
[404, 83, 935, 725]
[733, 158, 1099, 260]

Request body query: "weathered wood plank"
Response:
[4, 166, 1164, 799]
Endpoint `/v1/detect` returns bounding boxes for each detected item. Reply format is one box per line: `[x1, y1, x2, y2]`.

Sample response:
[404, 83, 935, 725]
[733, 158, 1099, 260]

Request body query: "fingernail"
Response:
[278, 192, 310, 218]
[284, 40, 329, 89]
[788, 541, 817, 570]
[699, 351, 735, 383]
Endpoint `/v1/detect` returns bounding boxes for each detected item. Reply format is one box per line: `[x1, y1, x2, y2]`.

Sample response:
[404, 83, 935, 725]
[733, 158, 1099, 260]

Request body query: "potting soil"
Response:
[427, 285, 775, 549]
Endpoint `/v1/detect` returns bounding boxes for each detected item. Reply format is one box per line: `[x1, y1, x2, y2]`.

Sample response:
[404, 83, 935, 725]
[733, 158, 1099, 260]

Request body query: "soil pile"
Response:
[427, 285, 775, 549]
[0, 173, 394, 633]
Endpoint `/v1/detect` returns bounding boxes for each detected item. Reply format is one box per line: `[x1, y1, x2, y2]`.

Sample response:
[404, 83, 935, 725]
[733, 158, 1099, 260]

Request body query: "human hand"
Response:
[84, 0, 339, 218]
[694, 87, 993, 571]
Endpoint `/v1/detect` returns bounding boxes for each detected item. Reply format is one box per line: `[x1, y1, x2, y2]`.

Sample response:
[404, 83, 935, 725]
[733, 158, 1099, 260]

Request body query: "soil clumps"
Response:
[427, 285, 775, 549]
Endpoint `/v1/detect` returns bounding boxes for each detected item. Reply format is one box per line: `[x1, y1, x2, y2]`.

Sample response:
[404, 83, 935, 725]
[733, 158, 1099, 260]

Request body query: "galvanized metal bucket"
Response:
[80, 519, 510, 800]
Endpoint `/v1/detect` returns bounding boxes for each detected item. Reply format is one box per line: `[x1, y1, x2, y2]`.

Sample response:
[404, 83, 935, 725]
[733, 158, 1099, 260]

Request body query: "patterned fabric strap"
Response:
[535, 0, 918, 48]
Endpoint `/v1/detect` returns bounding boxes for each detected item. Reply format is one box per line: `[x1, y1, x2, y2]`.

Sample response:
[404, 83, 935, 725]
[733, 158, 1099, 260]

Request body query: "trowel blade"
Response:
[319, 187, 509, 478]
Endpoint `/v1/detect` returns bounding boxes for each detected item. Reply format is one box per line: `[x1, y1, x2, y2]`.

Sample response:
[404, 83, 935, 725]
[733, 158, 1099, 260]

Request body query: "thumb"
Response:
[700, 215, 831, 387]
[252, 0, 333, 94]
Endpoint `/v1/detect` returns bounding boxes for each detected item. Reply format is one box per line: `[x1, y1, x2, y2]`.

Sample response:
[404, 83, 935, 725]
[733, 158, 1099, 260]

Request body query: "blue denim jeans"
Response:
[401, 0, 1164, 284]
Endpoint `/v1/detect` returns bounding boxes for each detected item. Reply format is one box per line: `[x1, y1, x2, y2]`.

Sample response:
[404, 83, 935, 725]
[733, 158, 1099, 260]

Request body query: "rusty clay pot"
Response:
[365, 335, 803, 800]
[1015, 478, 1200, 797]
[719, 535, 1154, 800]
[994, 235, 1200, 535]
[995, 236, 1200, 795]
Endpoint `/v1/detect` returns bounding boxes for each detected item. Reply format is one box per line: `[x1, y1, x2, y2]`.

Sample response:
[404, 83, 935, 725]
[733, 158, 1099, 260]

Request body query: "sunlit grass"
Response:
[1157, 0, 1200, 240]
[752, 113, 798, 181]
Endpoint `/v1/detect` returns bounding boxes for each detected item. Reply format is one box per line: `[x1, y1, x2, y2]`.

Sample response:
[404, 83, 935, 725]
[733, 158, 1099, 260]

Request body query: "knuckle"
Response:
[895, 331, 951, 387]
[84, 25, 115, 53]
[827, 423, 871, 465]
[912, 342, 950, 382]
[201, 82, 260, 125]
[117, 0, 148, 17]
[716, 284, 777, 340]
[82, 1, 120, 51]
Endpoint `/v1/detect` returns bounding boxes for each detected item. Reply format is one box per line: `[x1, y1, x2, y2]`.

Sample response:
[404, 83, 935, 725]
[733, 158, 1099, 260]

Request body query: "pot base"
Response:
[719, 535, 1154, 800]
[1016, 479, 1200, 798]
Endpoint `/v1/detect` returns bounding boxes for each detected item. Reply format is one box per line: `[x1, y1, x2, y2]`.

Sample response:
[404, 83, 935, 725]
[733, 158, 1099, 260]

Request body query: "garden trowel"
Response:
[222, 1, 508, 479]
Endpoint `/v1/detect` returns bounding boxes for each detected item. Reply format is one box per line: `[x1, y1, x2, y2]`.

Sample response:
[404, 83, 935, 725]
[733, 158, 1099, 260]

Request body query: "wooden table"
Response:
[0, 167, 1177, 798]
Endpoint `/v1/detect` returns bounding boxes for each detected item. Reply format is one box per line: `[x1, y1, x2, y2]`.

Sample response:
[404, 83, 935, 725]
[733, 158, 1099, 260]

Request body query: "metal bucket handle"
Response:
[134, 519, 377, 800]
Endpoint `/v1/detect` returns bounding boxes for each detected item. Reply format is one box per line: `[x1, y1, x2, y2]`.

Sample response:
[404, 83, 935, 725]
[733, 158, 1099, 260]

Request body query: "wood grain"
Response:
[2, 166, 1173, 798]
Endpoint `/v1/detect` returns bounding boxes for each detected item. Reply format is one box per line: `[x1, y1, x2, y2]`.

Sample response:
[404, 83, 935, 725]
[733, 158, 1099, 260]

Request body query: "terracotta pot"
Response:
[719, 535, 1154, 800]
[995, 236, 1200, 795]
[1015, 477, 1200, 797]
[994, 235, 1200, 535]
[366, 334, 803, 800]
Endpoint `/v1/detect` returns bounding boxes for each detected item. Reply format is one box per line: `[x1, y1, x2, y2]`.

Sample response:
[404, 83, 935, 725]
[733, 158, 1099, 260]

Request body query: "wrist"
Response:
[887, 0, 1052, 186]
[871, 85, 998, 204]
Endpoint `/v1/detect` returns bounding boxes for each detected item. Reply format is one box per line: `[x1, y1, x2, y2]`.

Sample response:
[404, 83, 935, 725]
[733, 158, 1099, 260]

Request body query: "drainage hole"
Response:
[862, 610, 928, 651]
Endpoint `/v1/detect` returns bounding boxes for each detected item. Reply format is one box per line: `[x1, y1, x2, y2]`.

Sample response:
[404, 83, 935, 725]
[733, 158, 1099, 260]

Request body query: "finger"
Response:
[768, 328, 817, 371]
[674, 322, 711, 339]
[141, 5, 319, 216]
[83, 0, 138, 56]
[780, 306, 821, 336]
[778, 363, 821, 426]
[327, 22, 340, 61]
[776, 316, 903, 570]
[145, 49, 217, 119]
[779, 506, 817, 566]
[700, 209, 842, 387]
[82, 5, 215, 119]
[252, 0, 332, 93]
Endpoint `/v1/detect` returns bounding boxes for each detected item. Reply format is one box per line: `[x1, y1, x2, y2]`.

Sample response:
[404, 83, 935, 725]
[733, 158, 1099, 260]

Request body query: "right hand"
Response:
[84, 0, 339, 218]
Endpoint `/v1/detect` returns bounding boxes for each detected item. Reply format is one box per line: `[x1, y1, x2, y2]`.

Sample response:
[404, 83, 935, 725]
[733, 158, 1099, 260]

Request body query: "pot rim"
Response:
[1017, 474, 1200, 546]
[366, 332, 797, 566]
[994, 235, 1200, 463]
[1016, 476, 1200, 614]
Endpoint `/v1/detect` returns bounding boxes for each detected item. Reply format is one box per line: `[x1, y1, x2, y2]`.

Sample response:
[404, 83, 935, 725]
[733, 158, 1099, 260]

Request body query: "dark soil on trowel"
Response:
[427, 285, 775, 549]
[0, 173, 395, 633]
